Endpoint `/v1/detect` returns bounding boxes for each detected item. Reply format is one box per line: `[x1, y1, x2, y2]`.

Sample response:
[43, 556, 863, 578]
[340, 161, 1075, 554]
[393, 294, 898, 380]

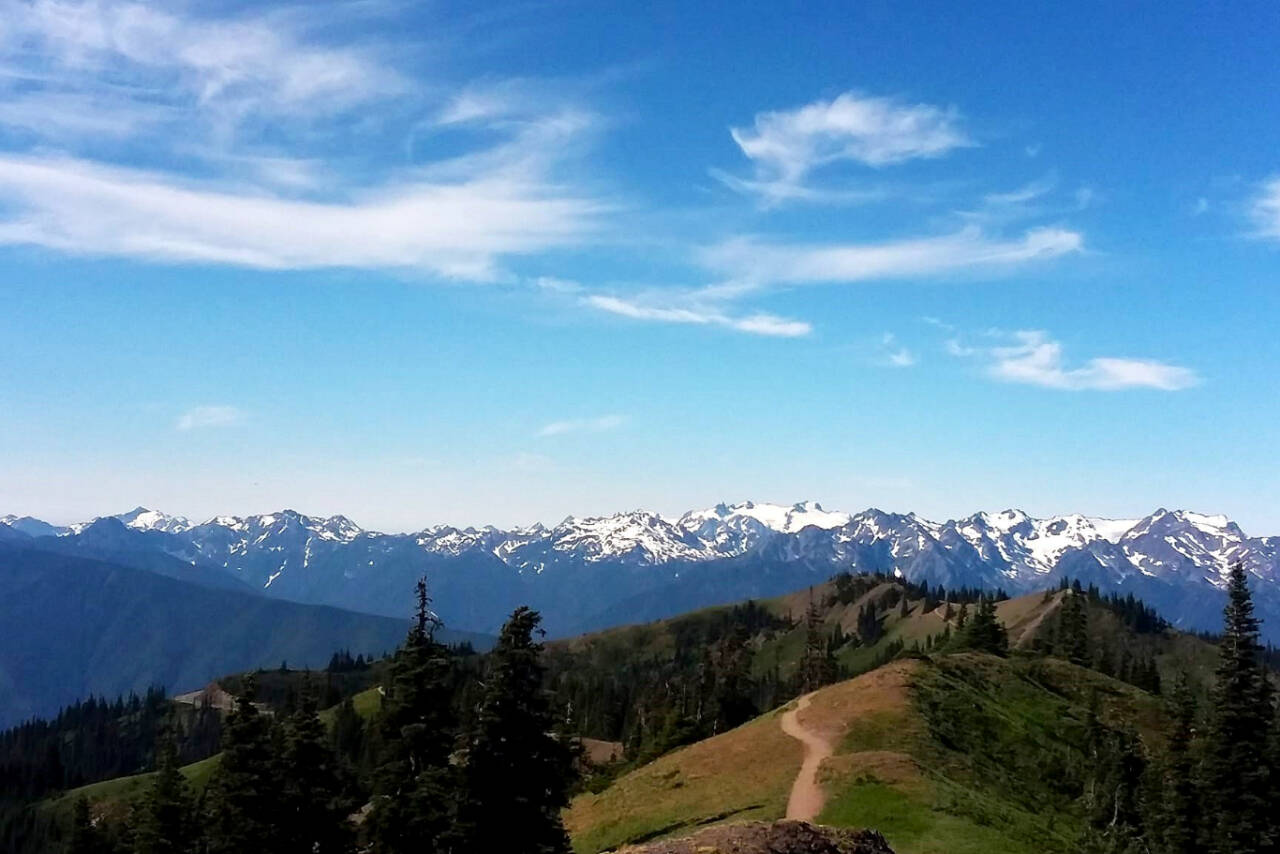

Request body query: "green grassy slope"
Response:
[44, 686, 383, 822]
[566, 653, 1169, 854]
[566, 578, 1219, 695]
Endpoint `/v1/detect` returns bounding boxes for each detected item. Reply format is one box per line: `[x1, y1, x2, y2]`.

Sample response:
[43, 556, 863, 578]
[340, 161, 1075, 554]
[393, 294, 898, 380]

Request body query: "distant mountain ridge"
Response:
[0, 543, 498, 727]
[5, 501, 1279, 639]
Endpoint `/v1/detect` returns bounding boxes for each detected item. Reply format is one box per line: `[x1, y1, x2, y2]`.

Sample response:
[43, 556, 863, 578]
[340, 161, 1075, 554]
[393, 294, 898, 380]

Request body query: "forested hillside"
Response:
[0, 544, 488, 726]
[2, 567, 1275, 854]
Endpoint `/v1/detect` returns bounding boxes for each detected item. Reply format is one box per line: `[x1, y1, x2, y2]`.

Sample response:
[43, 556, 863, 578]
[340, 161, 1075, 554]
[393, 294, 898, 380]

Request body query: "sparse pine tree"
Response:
[368, 579, 456, 854]
[798, 593, 830, 693]
[1082, 725, 1148, 853]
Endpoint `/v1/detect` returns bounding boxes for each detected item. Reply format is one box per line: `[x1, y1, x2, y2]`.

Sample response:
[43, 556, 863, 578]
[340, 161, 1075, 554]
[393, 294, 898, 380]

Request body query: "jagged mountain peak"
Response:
[8, 502, 1278, 639]
[680, 500, 852, 534]
[113, 506, 193, 534]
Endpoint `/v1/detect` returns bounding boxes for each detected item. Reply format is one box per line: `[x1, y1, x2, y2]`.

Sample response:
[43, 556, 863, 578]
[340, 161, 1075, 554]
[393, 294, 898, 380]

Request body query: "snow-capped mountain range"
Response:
[4, 501, 1278, 638]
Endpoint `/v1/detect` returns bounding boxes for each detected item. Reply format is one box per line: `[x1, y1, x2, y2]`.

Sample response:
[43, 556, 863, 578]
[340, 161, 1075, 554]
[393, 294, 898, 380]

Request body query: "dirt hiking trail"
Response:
[779, 692, 836, 821]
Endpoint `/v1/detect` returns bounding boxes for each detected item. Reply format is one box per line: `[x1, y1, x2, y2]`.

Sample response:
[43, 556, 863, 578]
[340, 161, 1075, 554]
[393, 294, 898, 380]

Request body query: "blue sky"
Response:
[1, 0, 1278, 532]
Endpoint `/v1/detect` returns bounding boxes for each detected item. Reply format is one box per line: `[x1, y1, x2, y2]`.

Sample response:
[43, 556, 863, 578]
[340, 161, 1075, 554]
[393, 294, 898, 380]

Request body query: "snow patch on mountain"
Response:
[114, 507, 193, 534]
[8, 501, 1276, 637]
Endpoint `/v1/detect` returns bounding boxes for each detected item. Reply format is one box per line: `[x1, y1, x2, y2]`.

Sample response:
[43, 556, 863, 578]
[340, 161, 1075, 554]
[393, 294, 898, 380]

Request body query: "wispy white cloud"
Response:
[720, 91, 971, 203]
[879, 333, 917, 367]
[575, 224, 1080, 340]
[176, 405, 246, 431]
[701, 226, 1082, 286]
[707, 168, 887, 207]
[0, 3, 605, 279]
[584, 294, 811, 338]
[537, 414, 627, 437]
[981, 175, 1057, 207]
[1251, 177, 1280, 239]
[1, 1, 401, 137]
[0, 151, 600, 278]
[734, 91, 971, 174]
[950, 330, 1198, 391]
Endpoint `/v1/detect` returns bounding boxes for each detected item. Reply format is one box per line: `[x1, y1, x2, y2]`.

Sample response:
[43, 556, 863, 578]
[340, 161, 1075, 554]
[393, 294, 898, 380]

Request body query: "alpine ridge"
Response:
[4, 501, 1279, 639]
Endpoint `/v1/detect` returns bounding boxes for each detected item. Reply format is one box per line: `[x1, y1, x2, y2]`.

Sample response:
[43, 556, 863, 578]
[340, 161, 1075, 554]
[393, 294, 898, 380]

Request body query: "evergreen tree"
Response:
[707, 625, 756, 732]
[856, 601, 884, 646]
[955, 601, 969, 630]
[1058, 588, 1090, 665]
[1082, 725, 1148, 853]
[798, 594, 833, 693]
[959, 596, 1009, 656]
[203, 678, 281, 853]
[278, 686, 351, 854]
[455, 607, 574, 854]
[1206, 563, 1274, 854]
[1161, 673, 1200, 854]
[66, 797, 107, 854]
[132, 730, 192, 854]
[330, 696, 364, 768]
[367, 579, 456, 854]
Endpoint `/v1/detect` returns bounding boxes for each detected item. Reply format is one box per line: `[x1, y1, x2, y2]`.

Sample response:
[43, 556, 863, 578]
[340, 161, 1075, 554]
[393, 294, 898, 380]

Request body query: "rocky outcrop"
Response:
[618, 820, 895, 854]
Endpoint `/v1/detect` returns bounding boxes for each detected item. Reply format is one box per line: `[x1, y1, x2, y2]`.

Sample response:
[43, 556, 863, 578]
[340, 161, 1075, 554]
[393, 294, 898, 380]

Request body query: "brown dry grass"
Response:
[565, 660, 926, 854]
[802, 660, 926, 800]
[565, 707, 803, 853]
[996, 591, 1062, 647]
[581, 737, 624, 764]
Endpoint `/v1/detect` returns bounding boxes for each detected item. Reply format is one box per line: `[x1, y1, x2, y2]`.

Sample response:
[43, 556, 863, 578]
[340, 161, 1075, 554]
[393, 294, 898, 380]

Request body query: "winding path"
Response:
[779, 692, 836, 821]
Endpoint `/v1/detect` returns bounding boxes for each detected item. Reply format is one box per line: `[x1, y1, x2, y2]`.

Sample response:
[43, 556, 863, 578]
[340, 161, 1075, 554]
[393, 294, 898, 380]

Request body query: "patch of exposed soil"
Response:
[779, 693, 834, 821]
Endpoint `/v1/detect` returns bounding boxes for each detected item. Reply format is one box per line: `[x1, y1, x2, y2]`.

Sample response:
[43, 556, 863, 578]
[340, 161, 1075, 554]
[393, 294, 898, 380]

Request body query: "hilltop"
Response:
[566, 653, 1168, 854]
[544, 573, 1214, 760]
[551, 575, 1216, 853]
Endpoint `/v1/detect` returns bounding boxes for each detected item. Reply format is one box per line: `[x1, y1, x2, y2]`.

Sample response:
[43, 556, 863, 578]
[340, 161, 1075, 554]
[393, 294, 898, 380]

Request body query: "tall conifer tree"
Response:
[203, 678, 281, 853]
[278, 684, 351, 854]
[132, 730, 192, 854]
[1206, 563, 1274, 854]
[367, 579, 456, 854]
[455, 606, 574, 854]
[1161, 673, 1200, 854]
[67, 797, 107, 854]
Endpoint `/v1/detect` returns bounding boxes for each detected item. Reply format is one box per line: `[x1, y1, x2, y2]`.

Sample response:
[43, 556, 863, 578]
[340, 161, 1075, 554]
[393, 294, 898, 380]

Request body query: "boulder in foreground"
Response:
[618, 820, 895, 854]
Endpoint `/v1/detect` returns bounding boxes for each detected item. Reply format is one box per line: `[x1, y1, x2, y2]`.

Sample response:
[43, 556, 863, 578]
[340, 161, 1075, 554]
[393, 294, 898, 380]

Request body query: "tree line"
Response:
[1079, 563, 1278, 854]
[0, 689, 220, 804]
[59, 581, 577, 854]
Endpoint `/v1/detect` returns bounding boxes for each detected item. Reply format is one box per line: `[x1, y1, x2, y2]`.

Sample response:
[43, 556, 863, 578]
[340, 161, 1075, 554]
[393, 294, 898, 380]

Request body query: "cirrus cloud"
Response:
[0, 152, 601, 279]
[952, 330, 1198, 391]
[702, 226, 1082, 286]
[176, 405, 246, 431]
[721, 91, 972, 203]
[537, 414, 628, 437]
[583, 294, 812, 338]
